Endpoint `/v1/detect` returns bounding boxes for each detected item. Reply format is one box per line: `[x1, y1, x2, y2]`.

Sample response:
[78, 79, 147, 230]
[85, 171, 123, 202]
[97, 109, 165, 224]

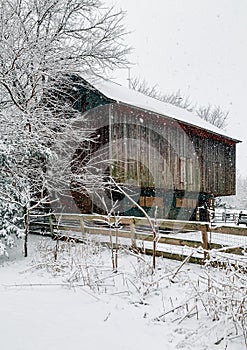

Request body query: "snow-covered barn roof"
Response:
[85, 77, 240, 143]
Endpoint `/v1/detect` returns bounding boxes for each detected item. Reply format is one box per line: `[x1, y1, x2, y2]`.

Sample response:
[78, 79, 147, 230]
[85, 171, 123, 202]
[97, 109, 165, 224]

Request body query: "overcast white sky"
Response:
[106, 0, 247, 175]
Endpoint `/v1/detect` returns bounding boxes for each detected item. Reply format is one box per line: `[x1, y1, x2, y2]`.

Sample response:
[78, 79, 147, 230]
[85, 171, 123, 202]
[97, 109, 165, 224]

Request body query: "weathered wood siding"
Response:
[80, 102, 236, 197]
[106, 105, 196, 193]
[184, 126, 236, 196]
[71, 88, 237, 220]
[106, 103, 236, 197]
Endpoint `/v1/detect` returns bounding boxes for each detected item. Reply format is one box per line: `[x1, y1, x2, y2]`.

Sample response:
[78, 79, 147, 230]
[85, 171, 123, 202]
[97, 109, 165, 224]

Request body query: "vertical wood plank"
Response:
[130, 218, 136, 248]
[79, 216, 85, 238]
[201, 224, 209, 260]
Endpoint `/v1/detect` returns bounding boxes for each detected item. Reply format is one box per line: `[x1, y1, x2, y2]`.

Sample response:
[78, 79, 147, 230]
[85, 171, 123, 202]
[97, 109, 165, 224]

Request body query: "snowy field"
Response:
[1, 234, 246, 350]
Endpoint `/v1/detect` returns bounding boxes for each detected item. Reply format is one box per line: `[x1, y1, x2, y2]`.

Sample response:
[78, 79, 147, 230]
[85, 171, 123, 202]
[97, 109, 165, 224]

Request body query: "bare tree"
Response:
[196, 104, 228, 129]
[130, 76, 228, 129]
[130, 77, 162, 99]
[0, 0, 130, 255]
[0, 0, 129, 111]
[130, 76, 193, 112]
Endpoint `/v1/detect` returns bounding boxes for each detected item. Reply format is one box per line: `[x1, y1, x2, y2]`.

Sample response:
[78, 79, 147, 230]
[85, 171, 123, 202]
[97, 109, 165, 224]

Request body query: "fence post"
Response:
[201, 224, 209, 260]
[49, 214, 54, 238]
[130, 218, 136, 249]
[79, 216, 85, 238]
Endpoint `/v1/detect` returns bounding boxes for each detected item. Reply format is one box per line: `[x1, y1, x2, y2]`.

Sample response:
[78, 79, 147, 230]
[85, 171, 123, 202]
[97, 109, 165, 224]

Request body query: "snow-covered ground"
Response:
[1, 234, 246, 350]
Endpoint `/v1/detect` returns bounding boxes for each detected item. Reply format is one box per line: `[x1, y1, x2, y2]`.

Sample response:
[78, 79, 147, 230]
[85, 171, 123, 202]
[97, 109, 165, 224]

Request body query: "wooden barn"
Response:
[61, 76, 240, 221]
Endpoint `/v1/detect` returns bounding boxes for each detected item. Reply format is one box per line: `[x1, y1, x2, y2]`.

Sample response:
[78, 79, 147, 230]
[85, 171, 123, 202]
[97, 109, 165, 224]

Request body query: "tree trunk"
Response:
[23, 206, 30, 257]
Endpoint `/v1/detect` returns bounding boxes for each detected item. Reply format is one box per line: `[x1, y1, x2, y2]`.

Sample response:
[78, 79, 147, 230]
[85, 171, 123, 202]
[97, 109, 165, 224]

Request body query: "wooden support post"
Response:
[79, 217, 85, 238]
[201, 224, 209, 260]
[49, 215, 54, 238]
[130, 218, 136, 249]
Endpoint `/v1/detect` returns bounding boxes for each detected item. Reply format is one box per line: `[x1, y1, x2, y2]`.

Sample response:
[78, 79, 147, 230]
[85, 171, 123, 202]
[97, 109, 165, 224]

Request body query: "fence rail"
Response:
[30, 213, 247, 264]
[214, 211, 238, 224]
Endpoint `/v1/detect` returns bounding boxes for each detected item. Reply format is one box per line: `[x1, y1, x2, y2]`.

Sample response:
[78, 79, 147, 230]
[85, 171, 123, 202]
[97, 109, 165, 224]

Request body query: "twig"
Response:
[170, 251, 194, 282]
[178, 305, 197, 324]
[3, 283, 101, 300]
[155, 293, 199, 322]
[104, 312, 111, 322]
[121, 246, 151, 265]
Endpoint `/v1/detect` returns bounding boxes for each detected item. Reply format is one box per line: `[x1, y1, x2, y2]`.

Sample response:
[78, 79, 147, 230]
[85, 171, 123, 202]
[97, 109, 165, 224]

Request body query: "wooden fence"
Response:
[214, 211, 238, 224]
[30, 213, 247, 264]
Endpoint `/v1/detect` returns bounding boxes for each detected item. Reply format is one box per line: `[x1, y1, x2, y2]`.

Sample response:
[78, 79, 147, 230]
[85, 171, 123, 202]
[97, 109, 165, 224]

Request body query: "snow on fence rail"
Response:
[30, 213, 247, 264]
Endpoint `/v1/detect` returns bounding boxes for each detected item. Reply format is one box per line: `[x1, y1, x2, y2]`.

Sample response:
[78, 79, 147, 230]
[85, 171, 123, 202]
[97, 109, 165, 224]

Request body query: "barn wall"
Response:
[108, 103, 236, 197]
[73, 81, 236, 198]
[73, 93, 236, 220]
[187, 130, 236, 196]
[109, 104, 201, 194]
